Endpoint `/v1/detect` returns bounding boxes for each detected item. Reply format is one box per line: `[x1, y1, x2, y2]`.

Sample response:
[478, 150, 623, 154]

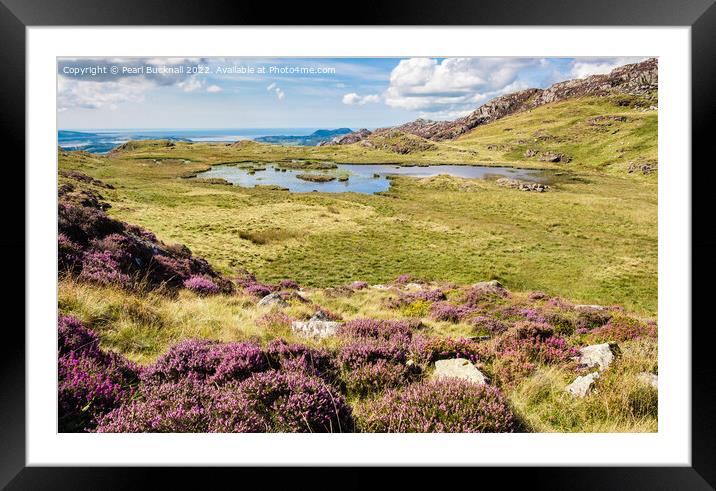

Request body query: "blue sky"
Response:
[57, 57, 647, 130]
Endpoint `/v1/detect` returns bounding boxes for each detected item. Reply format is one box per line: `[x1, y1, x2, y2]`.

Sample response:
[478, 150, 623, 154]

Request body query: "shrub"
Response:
[265, 339, 337, 380]
[183, 275, 221, 296]
[355, 379, 515, 433]
[338, 318, 417, 342]
[339, 339, 408, 368]
[350, 281, 369, 290]
[146, 339, 266, 384]
[58, 316, 138, 432]
[276, 279, 298, 290]
[411, 335, 483, 365]
[341, 359, 414, 397]
[430, 302, 475, 323]
[461, 284, 508, 307]
[488, 349, 537, 388]
[587, 314, 657, 343]
[78, 250, 133, 288]
[95, 379, 216, 433]
[58, 233, 83, 271]
[245, 283, 274, 298]
[469, 315, 508, 335]
[400, 299, 431, 318]
[210, 370, 353, 433]
[394, 274, 412, 284]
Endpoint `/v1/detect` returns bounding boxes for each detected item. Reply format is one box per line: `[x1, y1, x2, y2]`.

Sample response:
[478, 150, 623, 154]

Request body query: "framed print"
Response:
[3, 0, 716, 487]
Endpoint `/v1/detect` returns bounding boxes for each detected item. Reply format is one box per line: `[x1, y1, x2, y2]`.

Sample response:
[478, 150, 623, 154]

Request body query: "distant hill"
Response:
[255, 128, 353, 146]
[328, 58, 657, 146]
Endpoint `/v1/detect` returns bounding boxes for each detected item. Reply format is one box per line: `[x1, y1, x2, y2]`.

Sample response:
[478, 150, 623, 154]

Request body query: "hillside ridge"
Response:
[326, 58, 657, 146]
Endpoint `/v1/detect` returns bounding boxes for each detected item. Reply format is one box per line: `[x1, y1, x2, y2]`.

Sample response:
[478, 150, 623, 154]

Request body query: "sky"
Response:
[57, 56, 648, 130]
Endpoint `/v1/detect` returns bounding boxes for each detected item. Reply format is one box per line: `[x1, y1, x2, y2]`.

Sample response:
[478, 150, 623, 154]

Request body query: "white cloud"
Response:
[569, 57, 647, 79]
[177, 77, 203, 92]
[275, 88, 285, 100]
[57, 76, 153, 111]
[384, 57, 541, 113]
[206, 85, 223, 93]
[342, 92, 381, 105]
[267, 82, 277, 91]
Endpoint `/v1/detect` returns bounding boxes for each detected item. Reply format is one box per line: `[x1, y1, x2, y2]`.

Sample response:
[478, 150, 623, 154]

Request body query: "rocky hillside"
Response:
[328, 58, 657, 145]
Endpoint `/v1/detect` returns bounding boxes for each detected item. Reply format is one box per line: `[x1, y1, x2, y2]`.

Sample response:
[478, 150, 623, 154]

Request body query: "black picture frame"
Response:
[2, 0, 714, 488]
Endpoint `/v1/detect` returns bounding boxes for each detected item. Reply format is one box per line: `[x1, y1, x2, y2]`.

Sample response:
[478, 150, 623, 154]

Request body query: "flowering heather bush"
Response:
[95, 378, 216, 433]
[278, 279, 300, 290]
[58, 233, 83, 271]
[78, 250, 133, 288]
[209, 342, 268, 384]
[244, 282, 275, 298]
[506, 321, 555, 341]
[355, 379, 515, 433]
[469, 315, 508, 335]
[430, 302, 475, 323]
[500, 336, 578, 365]
[410, 335, 484, 365]
[183, 275, 221, 296]
[210, 370, 353, 433]
[350, 281, 368, 290]
[394, 274, 412, 284]
[145, 339, 267, 384]
[144, 339, 218, 382]
[341, 358, 414, 396]
[338, 318, 417, 342]
[58, 316, 138, 432]
[575, 309, 613, 330]
[58, 191, 233, 293]
[546, 296, 573, 310]
[339, 338, 408, 368]
[488, 349, 537, 388]
[265, 339, 337, 380]
[461, 284, 509, 308]
[587, 314, 657, 343]
[59, 352, 134, 432]
[528, 291, 549, 301]
[255, 312, 292, 331]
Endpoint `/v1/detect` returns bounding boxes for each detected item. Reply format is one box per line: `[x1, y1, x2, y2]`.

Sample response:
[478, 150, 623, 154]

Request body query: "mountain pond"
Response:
[193, 163, 560, 194]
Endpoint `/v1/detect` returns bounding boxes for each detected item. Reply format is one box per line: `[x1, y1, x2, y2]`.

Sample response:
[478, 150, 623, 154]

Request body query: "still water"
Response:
[194, 163, 553, 194]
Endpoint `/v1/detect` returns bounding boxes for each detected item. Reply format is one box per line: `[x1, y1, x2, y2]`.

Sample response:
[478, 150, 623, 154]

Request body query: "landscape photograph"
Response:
[57, 56, 658, 434]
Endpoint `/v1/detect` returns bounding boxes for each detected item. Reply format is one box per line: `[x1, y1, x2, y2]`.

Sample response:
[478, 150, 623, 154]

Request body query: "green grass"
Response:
[58, 95, 657, 315]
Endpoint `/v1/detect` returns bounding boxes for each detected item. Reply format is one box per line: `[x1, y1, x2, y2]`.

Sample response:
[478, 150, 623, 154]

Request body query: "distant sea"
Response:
[58, 128, 323, 154]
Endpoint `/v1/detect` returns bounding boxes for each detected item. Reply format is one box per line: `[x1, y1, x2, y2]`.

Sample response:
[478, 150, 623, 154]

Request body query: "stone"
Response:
[496, 178, 549, 192]
[370, 284, 389, 290]
[566, 372, 600, 397]
[578, 343, 617, 371]
[257, 292, 289, 308]
[431, 358, 487, 385]
[291, 320, 339, 340]
[404, 282, 423, 290]
[574, 304, 607, 311]
[637, 372, 658, 389]
[309, 310, 331, 322]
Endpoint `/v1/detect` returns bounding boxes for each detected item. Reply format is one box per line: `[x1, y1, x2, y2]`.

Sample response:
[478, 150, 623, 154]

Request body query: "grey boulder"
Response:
[257, 292, 289, 308]
[431, 358, 487, 385]
[566, 372, 600, 397]
[291, 320, 340, 339]
[578, 343, 617, 371]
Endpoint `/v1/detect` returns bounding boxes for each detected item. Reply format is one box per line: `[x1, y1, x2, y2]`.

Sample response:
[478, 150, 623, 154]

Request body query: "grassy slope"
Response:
[59, 95, 657, 313]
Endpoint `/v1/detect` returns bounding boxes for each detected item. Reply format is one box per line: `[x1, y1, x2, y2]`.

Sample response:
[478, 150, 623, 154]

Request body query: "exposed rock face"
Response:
[320, 128, 373, 145]
[628, 160, 658, 175]
[331, 58, 657, 145]
[578, 343, 618, 371]
[291, 320, 340, 339]
[496, 178, 549, 192]
[431, 358, 487, 385]
[258, 292, 289, 308]
[566, 372, 600, 397]
[539, 151, 571, 163]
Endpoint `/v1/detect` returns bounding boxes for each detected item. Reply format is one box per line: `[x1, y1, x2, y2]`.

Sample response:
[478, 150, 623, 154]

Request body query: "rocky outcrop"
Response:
[637, 372, 658, 389]
[319, 128, 373, 146]
[258, 292, 289, 308]
[578, 343, 618, 371]
[431, 358, 487, 385]
[496, 178, 549, 192]
[330, 58, 657, 145]
[291, 320, 340, 339]
[566, 372, 600, 397]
